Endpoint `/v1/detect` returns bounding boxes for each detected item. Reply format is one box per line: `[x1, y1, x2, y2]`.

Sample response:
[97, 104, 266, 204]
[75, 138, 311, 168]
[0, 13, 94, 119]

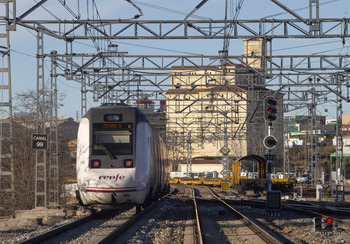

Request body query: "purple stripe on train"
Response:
[87, 189, 137, 193]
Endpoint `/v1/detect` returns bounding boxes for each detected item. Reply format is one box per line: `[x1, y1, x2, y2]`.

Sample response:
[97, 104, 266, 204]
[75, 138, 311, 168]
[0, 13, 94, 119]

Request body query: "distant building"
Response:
[166, 39, 284, 169]
[177, 158, 223, 173]
[284, 114, 350, 148]
[166, 78, 248, 160]
[135, 99, 167, 140]
[57, 117, 79, 140]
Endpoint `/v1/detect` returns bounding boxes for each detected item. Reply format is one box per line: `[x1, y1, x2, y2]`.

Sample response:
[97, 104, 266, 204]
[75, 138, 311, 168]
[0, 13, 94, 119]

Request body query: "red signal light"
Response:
[264, 96, 277, 122]
[124, 159, 133, 168]
[93, 161, 100, 167]
[324, 217, 333, 232]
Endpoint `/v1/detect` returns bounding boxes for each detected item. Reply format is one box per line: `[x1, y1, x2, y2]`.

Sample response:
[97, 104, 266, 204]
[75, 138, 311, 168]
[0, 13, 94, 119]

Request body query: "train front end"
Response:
[76, 104, 147, 206]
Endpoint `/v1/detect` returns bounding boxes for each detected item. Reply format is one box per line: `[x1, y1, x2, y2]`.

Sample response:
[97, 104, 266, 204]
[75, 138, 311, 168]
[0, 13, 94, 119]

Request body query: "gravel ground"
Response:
[127, 198, 191, 244]
[0, 214, 88, 244]
[2, 189, 350, 243]
[66, 207, 135, 244]
[0, 198, 191, 244]
[237, 205, 350, 244]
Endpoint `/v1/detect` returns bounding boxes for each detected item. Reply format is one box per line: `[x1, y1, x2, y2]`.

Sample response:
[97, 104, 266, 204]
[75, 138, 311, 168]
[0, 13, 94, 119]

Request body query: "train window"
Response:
[93, 130, 133, 155]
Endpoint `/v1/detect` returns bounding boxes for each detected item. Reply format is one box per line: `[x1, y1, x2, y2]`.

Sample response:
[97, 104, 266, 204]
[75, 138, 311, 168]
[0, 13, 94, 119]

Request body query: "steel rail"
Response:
[97, 202, 158, 244]
[20, 190, 175, 244]
[206, 187, 284, 244]
[18, 212, 100, 244]
[192, 187, 204, 244]
[282, 201, 350, 229]
[97, 189, 176, 243]
[223, 194, 350, 231]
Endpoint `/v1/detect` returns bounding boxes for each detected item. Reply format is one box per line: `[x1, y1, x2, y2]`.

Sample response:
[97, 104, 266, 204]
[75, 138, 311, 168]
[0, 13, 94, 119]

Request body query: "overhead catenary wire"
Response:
[132, 0, 211, 20]
[221, 0, 245, 61]
[10, 48, 81, 92]
[263, 0, 340, 19]
[33, 0, 61, 20]
[273, 39, 350, 53]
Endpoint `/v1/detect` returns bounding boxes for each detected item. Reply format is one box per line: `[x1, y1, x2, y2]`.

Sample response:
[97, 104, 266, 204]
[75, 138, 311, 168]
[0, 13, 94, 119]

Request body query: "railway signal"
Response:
[263, 135, 277, 149]
[313, 217, 334, 234]
[264, 96, 277, 122]
[314, 217, 322, 232]
[324, 217, 333, 233]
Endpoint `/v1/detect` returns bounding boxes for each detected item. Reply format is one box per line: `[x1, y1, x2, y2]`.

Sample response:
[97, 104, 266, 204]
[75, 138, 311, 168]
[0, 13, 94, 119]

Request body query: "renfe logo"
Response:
[99, 174, 126, 181]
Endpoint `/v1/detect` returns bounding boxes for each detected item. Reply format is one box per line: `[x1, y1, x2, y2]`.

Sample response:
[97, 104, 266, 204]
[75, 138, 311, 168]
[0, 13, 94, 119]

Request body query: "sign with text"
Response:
[263, 154, 276, 161]
[32, 134, 48, 150]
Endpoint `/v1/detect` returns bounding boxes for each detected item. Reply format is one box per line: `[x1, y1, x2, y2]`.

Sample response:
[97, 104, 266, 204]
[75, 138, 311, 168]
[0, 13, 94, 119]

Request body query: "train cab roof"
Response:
[84, 103, 148, 123]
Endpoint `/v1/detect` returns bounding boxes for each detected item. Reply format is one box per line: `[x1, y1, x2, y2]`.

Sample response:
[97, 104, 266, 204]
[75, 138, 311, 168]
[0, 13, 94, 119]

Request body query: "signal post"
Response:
[263, 96, 280, 216]
[263, 96, 277, 191]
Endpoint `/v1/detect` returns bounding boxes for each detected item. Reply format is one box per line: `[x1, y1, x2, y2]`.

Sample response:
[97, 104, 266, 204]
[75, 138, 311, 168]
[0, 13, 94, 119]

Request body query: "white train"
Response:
[76, 104, 170, 212]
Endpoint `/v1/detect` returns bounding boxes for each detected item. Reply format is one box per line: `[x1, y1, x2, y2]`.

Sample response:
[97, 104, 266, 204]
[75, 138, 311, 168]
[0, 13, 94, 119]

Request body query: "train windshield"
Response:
[93, 130, 133, 155]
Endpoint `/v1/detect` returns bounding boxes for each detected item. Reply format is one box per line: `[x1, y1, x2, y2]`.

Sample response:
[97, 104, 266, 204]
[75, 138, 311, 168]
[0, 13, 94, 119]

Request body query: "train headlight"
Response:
[124, 159, 133, 168]
[91, 160, 101, 168]
[104, 114, 122, 122]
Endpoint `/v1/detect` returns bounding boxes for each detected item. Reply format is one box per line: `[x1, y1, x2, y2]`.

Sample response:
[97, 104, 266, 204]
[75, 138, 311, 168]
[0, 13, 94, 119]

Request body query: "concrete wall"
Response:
[178, 163, 223, 173]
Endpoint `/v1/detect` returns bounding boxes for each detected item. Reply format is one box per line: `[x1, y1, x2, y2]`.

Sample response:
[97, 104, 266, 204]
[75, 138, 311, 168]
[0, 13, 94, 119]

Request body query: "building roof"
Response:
[171, 62, 240, 70]
[166, 85, 246, 95]
[135, 99, 154, 104]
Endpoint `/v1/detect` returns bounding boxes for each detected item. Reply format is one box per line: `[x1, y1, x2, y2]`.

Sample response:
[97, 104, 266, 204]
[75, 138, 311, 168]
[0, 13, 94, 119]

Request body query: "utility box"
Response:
[266, 190, 281, 211]
[221, 182, 229, 191]
[316, 185, 323, 201]
[314, 217, 322, 232]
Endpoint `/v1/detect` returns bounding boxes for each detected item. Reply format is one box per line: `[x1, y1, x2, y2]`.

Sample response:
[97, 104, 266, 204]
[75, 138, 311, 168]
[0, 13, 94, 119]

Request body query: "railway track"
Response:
[13, 185, 350, 243]
[282, 200, 350, 230]
[18, 207, 135, 244]
[16, 188, 179, 244]
[189, 185, 287, 244]
[97, 187, 196, 243]
[224, 196, 350, 226]
[97, 202, 160, 243]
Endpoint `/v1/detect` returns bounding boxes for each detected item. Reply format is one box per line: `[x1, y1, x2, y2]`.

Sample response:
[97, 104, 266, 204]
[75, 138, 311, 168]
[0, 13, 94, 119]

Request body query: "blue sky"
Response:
[5, 0, 350, 119]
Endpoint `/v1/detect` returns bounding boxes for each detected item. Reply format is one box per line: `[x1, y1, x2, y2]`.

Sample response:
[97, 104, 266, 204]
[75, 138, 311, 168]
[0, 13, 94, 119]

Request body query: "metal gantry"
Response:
[336, 81, 345, 201]
[0, 0, 14, 213]
[15, 17, 350, 40]
[35, 30, 47, 208]
[306, 88, 321, 186]
[49, 53, 59, 206]
[42, 51, 350, 169]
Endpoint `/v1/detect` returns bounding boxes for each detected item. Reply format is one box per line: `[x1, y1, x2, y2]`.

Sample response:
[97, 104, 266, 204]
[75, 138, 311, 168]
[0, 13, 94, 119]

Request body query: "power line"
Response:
[33, 0, 60, 20]
[10, 49, 36, 58]
[263, 0, 340, 19]
[132, 0, 211, 20]
[273, 39, 349, 52]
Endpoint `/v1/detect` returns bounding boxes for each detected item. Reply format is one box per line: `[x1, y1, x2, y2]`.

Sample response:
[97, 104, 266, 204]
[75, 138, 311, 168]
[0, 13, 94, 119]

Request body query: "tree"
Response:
[1, 89, 77, 211]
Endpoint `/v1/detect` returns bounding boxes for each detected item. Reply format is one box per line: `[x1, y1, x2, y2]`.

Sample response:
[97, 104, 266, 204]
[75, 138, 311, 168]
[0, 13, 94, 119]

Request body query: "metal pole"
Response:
[35, 31, 47, 208]
[268, 124, 272, 192]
